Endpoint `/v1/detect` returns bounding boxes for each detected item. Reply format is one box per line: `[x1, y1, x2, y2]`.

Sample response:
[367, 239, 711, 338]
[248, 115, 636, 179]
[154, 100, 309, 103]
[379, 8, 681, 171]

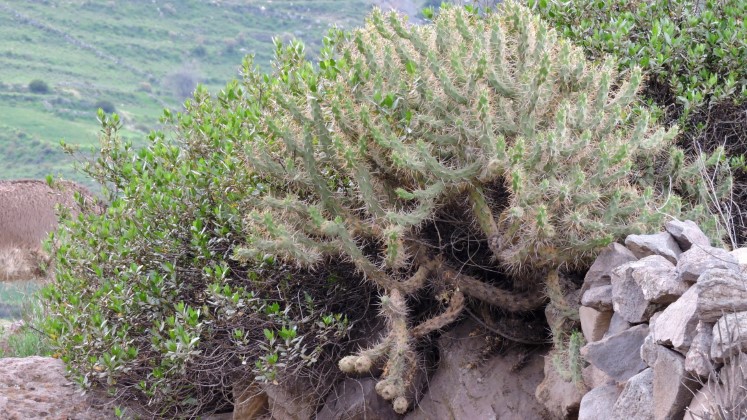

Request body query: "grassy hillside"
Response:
[0, 0, 417, 187]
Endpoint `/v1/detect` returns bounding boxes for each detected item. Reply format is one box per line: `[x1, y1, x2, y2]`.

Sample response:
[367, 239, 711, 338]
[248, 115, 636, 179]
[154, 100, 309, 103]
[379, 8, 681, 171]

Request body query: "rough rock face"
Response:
[317, 378, 399, 420]
[406, 320, 547, 420]
[0, 357, 115, 420]
[664, 220, 710, 251]
[582, 324, 648, 382]
[625, 232, 682, 264]
[576, 222, 747, 420]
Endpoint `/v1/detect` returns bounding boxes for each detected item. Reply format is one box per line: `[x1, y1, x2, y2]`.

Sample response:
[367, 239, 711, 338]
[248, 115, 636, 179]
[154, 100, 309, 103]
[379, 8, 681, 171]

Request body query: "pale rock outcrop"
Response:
[611, 262, 661, 323]
[631, 255, 686, 303]
[583, 324, 648, 382]
[625, 232, 682, 265]
[695, 269, 747, 322]
[676, 245, 738, 284]
[665, 219, 710, 251]
[611, 368, 654, 420]
[0, 357, 115, 419]
[408, 320, 546, 420]
[317, 378, 398, 420]
[710, 311, 747, 363]
[578, 384, 620, 420]
[684, 321, 713, 379]
[603, 312, 632, 338]
[579, 306, 612, 343]
[581, 285, 613, 311]
[582, 243, 637, 293]
[653, 286, 699, 353]
[653, 346, 698, 420]
[535, 351, 584, 420]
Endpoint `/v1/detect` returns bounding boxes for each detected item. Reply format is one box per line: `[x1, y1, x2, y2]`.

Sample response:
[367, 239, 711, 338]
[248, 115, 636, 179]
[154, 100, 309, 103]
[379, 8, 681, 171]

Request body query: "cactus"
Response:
[232, 2, 722, 412]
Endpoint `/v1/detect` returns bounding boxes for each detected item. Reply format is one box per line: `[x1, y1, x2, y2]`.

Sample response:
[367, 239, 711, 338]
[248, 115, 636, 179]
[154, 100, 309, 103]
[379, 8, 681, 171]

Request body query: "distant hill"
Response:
[0, 0, 425, 187]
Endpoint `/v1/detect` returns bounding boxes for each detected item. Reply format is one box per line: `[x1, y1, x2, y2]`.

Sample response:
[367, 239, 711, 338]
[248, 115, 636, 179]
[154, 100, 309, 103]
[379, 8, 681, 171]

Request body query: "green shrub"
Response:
[528, 0, 747, 113]
[42, 110, 365, 417]
[42, 3, 727, 417]
[28, 79, 50, 94]
[94, 99, 116, 113]
[529, 0, 747, 245]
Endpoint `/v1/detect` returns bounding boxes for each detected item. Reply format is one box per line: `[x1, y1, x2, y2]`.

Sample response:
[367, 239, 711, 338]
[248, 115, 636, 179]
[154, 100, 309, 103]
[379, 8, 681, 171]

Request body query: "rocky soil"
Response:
[0, 356, 116, 419]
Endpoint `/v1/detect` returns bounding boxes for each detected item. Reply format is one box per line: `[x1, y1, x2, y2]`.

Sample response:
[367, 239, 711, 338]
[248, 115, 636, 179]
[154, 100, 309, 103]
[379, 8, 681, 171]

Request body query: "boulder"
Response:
[677, 246, 738, 284]
[631, 255, 686, 304]
[317, 378, 399, 420]
[0, 357, 115, 419]
[653, 286, 699, 354]
[604, 312, 632, 338]
[683, 386, 712, 420]
[264, 382, 316, 420]
[581, 285, 613, 311]
[695, 269, 747, 322]
[232, 382, 268, 420]
[579, 306, 612, 343]
[582, 243, 637, 293]
[665, 219, 710, 251]
[611, 368, 654, 420]
[578, 384, 620, 420]
[583, 324, 649, 382]
[640, 334, 661, 368]
[653, 347, 699, 420]
[581, 364, 614, 390]
[625, 232, 682, 265]
[407, 320, 546, 420]
[684, 321, 713, 379]
[710, 311, 747, 363]
[611, 262, 661, 323]
[730, 247, 747, 274]
[534, 351, 584, 420]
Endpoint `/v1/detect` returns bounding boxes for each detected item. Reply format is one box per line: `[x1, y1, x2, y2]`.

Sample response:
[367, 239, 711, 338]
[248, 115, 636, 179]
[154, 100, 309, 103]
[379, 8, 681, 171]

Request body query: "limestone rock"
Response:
[685, 321, 713, 379]
[579, 306, 612, 343]
[683, 387, 713, 420]
[685, 353, 747, 419]
[581, 364, 614, 390]
[407, 320, 546, 420]
[317, 378, 398, 420]
[578, 384, 620, 420]
[264, 382, 316, 420]
[653, 346, 699, 420]
[233, 382, 268, 420]
[730, 247, 747, 274]
[0, 357, 115, 420]
[582, 243, 637, 293]
[625, 232, 682, 265]
[581, 285, 613, 311]
[534, 350, 584, 420]
[710, 311, 747, 363]
[665, 219, 710, 251]
[631, 255, 686, 304]
[640, 334, 661, 368]
[677, 245, 738, 284]
[695, 268, 747, 322]
[653, 286, 699, 353]
[612, 262, 661, 323]
[583, 324, 649, 382]
[604, 312, 632, 338]
[611, 368, 654, 420]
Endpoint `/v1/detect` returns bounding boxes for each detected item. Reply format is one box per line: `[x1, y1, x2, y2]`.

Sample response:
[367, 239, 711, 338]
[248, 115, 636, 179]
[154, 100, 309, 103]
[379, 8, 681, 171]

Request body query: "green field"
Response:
[0, 0, 408, 188]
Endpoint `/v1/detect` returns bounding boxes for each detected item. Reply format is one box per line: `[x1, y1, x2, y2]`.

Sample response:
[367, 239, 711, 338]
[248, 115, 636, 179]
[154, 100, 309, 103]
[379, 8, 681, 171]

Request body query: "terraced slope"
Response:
[0, 0, 399, 186]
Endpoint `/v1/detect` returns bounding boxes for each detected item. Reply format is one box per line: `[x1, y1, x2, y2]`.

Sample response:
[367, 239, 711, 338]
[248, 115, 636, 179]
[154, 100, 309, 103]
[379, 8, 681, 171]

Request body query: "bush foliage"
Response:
[28, 79, 50, 94]
[529, 0, 747, 244]
[42, 3, 727, 417]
